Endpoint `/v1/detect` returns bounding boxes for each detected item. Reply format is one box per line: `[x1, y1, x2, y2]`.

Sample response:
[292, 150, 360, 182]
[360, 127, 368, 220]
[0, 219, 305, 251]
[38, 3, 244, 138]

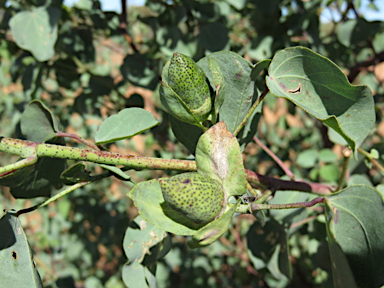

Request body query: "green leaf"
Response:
[21, 100, 62, 142]
[197, 51, 255, 133]
[324, 185, 384, 288]
[266, 47, 375, 154]
[207, 57, 225, 119]
[123, 215, 167, 264]
[325, 226, 358, 288]
[196, 122, 247, 198]
[246, 218, 292, 279]
[97, 164, 131, 181]
[13, 100, 67, 198]
[169, 115, 203, 155]
[0, 212, 43, 288]
[9, 7, 61, 62]
[319, 164, 339, 182]
[250, 59, 271, 81]
[318, 149, 338, 163]
[122, 262, 155, 288]
[10, 156, 66, 198]
[128, 179, 204, 236]
[188, 199, 240, 248]
[60, 163, 91, 185]
[337, 19, 384, 48]
[0, 162, 34, 187]
[296, 149, 318, 168]
[121, 53, 159, 90]
[95, 108, 159, 144]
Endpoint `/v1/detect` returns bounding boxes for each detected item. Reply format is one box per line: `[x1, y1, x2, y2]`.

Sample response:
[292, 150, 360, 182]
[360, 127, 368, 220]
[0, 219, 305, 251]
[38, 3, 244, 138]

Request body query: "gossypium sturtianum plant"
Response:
[159, 53, 213, 129]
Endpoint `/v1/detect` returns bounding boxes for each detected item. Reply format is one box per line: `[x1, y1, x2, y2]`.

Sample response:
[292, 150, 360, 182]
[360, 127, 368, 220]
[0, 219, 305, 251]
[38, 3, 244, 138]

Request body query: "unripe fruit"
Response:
[160, 53, 212, 124]
[159, 172, 224, 225]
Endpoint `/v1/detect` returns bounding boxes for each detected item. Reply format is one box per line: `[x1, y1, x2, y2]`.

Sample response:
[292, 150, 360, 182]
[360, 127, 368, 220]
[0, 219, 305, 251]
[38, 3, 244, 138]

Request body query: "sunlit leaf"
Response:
[95, 108, 158, 144]
[266, 47, 375, 154]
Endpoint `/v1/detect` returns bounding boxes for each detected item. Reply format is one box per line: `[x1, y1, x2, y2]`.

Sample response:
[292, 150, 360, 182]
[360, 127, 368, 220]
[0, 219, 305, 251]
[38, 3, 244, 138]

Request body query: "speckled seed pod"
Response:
[167, 53, 212, 122]
[159, 172, 224, 224]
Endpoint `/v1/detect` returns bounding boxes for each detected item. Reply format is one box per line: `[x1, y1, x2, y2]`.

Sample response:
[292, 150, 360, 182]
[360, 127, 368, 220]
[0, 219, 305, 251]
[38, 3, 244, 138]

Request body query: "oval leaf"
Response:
[9, 7, 60, 62]
[0, 212, 43, 288]
[197, 51, 255, 133]
[95, 108, 158, 144]
[196, 122, 247, 198]
[324, 185, 384, 288]
[266, 47, 375, 154]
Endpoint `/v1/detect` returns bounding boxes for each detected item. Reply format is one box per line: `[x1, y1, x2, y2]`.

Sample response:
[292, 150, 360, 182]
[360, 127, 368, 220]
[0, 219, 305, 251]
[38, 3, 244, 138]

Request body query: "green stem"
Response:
[236, 197, 324, 213]
[0, 137, 334, 195]
[17, 181, 91, 216]
[233, 88, 269, 136]
[336, 149, 351, 191]
[0, 156, 38, 175]
[0, 137, 196, 172]
[358, 147, 384, 173]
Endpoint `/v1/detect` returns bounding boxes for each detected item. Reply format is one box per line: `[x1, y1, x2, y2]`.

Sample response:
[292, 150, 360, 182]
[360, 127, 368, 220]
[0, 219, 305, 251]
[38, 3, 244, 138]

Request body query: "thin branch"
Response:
[17, 181, 91, 216]
[253, 135, 295, 180]
[56, 132, 100, 150]
[358, 147, 384, 173]
[246, 170, 334, 195]
[336, 148, 351, 191]
[236, 197, 324, 213]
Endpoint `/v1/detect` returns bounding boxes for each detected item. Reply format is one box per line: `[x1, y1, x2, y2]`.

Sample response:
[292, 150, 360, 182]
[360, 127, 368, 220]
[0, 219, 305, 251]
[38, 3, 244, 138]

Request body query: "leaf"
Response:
[195, 122, 247, 198]
[123, 215, 167, 264]
[120, 53, 159, 90]
[60, 163, 91, 185]
[250, 59, 271, 81]
[246, 218, 291, 279]
[188, 199, 240, 248]
[0, 161, 34, 187]
[266, 46, 375, 154]
[95, 108, 159, 144]
[128, 179, 204, 236]
[0, 212, 43, 288]
[122, 262, 155, 288]
[13, 100, 67, 198]
[337, 19, 384, 48]
[325, 224, 358, 288]
[169, 115, 203, 155]
[10, 156, 66, 198]
[9, 6, 61, 62]
[207, 57, 225, 118]
[97, 164, 131, 181]
[21, 100, 62, 142]
[324, 185, 384, 288]
[197, 51, 255, 133]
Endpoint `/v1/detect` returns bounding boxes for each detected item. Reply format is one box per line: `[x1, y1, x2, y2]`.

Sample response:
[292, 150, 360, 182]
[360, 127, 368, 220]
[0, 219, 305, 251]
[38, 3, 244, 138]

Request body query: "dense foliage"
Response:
[1, 0, 384, 287]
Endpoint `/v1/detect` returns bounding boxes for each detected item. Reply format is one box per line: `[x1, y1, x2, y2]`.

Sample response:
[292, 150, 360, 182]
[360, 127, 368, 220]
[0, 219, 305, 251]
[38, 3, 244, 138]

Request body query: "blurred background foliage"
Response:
[1, 0, 384, 287]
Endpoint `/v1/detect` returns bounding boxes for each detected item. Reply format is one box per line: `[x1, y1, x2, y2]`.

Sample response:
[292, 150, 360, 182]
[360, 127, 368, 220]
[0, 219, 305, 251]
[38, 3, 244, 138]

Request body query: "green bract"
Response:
[159, 172, 224, 225]
[160, 53, 212, 125]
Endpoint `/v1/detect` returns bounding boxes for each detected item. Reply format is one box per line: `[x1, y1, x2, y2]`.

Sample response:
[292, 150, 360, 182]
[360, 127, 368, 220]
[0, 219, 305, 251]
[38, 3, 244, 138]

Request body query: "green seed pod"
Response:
[160, 53, 212, 124]
[159, 172, 224, 225]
